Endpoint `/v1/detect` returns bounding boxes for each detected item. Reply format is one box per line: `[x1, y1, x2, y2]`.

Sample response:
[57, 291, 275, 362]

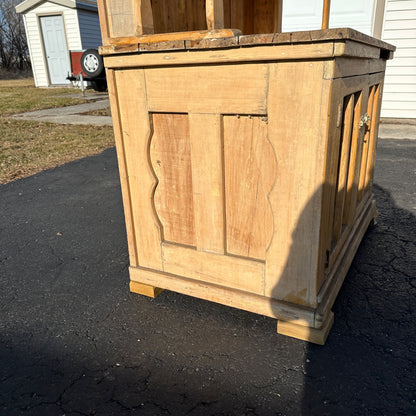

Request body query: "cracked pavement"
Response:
[0, 138, 415, 415]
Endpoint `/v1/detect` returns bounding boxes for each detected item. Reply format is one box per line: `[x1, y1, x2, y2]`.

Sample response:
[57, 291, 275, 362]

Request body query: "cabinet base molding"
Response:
[278, 312, 334, 345]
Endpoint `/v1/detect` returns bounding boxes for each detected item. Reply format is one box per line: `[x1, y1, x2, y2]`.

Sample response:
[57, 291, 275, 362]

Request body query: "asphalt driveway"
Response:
[0, 137, 415, 415]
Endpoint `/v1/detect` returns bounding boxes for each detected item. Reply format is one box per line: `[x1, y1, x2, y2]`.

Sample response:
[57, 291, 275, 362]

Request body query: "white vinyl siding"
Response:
[381, 0, 416, 118]
[282, 0, 375, 35]
[78, 9, 102, 49]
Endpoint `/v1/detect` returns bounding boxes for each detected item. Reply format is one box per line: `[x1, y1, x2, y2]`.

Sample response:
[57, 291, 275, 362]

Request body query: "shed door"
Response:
[40, 15, 70, 85]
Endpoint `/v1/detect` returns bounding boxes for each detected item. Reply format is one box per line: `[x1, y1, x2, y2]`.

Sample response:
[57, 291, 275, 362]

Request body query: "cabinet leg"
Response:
[130, 280, 164, 298]
[277, 312, 334, 345]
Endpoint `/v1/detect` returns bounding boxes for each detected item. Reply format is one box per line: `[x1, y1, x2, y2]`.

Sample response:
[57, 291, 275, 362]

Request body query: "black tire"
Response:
[81, 49, 104, 77]
[91, 79, 107, 92]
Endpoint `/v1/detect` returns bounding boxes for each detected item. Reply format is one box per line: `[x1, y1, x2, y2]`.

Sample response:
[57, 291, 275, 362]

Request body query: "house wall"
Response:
[282, 0, 376, 35]
[381, 0, 416, 119]
[24, 1, 82, 86]
[77, 9, 102, 49]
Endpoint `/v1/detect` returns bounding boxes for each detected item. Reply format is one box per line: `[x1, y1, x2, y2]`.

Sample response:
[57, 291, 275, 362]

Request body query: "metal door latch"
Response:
[359, 113, 371, 128]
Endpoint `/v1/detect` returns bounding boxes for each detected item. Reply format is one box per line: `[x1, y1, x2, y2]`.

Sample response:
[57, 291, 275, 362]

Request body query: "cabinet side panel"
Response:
[265, 61, 330, 307]
[106, 69, 138, 265]
[115, 69, 163, 270]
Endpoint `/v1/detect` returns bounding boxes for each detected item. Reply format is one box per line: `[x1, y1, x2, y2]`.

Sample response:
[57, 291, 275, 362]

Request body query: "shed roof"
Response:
[16, 0, 97, 14]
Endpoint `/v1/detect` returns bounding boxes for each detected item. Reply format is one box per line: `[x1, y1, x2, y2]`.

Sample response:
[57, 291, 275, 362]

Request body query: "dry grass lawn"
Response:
[0, 78, 115, 184]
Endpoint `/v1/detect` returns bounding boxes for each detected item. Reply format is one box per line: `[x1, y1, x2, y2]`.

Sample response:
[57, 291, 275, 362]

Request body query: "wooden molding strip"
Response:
[129, 266, 316, 327]
[104, 42, 338, 68]
[100, 28, 395, 56]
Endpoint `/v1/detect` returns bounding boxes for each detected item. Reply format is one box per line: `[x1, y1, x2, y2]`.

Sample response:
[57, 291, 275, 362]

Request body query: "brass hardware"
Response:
[359, 113, 371, 128]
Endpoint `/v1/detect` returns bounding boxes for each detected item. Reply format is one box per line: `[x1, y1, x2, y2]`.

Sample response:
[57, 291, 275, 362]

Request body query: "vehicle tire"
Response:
[81, 49, 104, 77]
[91, 79, 107, 92]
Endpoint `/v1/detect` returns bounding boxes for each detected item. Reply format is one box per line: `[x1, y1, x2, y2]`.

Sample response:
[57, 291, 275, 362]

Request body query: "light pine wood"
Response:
[97, 0, 110, 45]
[129, 266, 316, 326]
[253, 0, 278, 34]
[278, 312, 334, 345]
[150, 113, 196, 247]
[189, 113, 225, 254]
[151, 0, 207, 33]
[358, 85, 375, 202]
[318, 79, 344, 266]
[136, 0, 154, 34]
[222, 0, 281, 35]
[334, 40, 381, 60]
[364, 84, 382, 194]
[114, 70, 163, 271]
[130, 281, 163, 298]
[343, 90, 365, 227]
[105, 0, 134, 38]
[99, 8, 392, 342]
[227, 0, 254, 34]
[223, 115, 275, 261]
[317, 198, 377, 317]
[104, 42, 337, 68]
[143, 64, 268, 114]
[265, 61, 331, 308]
[102, 29, 240, 48]
[332, 93, 354, 243]
[321, 0, 331, 30]
[324, 58, 386, 80]
[206, 0, 224, 29]
[161, 242, 265, 295]
[106, 69, 138, 266]
[325, 73, 383, 275]
[274, 0, 283, 33]
[106, 0, 154, 38]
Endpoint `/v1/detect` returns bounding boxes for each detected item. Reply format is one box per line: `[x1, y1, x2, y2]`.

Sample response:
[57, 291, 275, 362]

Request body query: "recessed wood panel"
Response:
[224, 0, 277, 34]
[151, 0, 207, 33]
[150, 113, 196, 247]
[332, 93, 354, 244]
[224, 115, 275, 261]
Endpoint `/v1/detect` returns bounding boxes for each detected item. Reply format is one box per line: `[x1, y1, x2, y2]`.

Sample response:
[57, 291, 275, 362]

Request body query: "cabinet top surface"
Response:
[100, 28, 395, 57]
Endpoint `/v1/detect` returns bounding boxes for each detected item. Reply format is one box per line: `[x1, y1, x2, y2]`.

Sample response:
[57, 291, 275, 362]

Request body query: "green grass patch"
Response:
[0, 118, 115, 184]
[0, 78, 115, 184]
[0, 78, 90, 116]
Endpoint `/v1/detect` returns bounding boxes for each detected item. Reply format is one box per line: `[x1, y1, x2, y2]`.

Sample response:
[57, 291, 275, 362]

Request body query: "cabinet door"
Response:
[319, 72, 384, 285]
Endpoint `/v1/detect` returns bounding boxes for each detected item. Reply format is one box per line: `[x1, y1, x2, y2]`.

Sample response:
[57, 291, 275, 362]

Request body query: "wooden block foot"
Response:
[277, 312, 334, 345]
[130, 280, 164, 298]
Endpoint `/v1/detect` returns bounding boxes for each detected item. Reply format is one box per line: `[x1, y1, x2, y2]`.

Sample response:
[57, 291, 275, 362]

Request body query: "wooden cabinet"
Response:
[98, 1, 394, 344]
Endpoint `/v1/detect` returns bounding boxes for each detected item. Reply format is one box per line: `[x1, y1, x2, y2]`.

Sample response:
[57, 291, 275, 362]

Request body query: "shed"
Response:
[16, 0, 102, 87]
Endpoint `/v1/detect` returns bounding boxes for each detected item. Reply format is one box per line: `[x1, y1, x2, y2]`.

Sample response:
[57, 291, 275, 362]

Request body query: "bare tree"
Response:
[0, 0, 30, 71]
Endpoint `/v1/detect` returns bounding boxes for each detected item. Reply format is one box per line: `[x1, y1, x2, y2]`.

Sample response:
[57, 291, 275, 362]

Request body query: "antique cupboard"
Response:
[97, 0, 394, 344]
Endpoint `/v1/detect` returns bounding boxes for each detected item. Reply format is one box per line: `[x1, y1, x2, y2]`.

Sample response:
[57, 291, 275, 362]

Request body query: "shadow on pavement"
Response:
[302, 184, 416, 415]
[0, 144, 415, 415]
